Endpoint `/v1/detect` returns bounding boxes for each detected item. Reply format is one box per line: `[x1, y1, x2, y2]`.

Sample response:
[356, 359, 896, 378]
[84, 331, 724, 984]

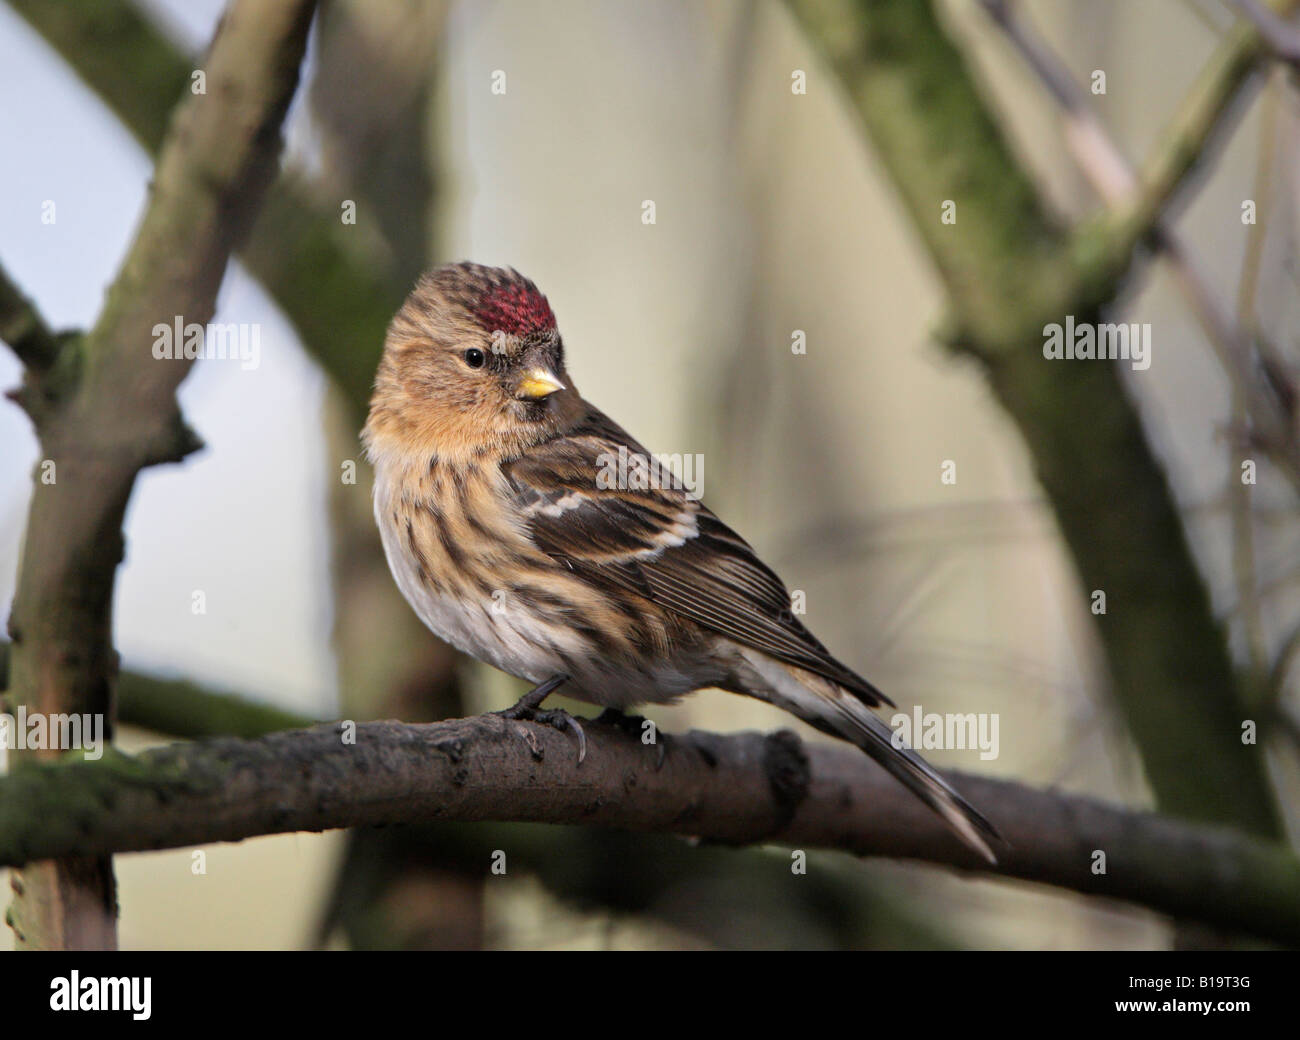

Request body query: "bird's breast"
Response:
[372, 457, 593, 680]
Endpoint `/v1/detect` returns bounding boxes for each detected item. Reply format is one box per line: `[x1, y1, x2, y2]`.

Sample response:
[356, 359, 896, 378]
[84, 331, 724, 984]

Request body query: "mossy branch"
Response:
[2, 714, 1299, 944]
[2, 643, 953, 950]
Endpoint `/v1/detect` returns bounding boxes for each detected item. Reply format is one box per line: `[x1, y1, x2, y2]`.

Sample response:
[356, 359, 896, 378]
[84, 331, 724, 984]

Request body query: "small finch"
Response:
[363, 262, 1000, 863]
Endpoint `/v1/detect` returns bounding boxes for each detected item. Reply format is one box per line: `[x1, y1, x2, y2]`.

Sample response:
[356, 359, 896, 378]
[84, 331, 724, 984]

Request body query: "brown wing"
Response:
[503, 407, 889, 707]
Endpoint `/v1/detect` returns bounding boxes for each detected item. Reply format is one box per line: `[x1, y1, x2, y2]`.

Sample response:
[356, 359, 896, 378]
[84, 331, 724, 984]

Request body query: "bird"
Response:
[362, 261, 1001, 863]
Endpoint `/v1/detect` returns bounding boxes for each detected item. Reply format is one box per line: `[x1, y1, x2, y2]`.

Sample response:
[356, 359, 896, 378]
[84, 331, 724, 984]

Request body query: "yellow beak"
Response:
[516, 368, 566, 400]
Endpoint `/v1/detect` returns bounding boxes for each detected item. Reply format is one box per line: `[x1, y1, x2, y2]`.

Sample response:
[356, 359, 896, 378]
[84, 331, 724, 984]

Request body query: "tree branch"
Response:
[6, 0, 410, 417]
[0, 261, 61, 373]
[4, 0, 317, 950]
[1229, 0, 1300, 65]
[980, 0, 1300, 497]
[4, 644, 960, 950]
[0, 260, 70, 429]
[1099, 0, 1296, 252]
[2, 715, 1298, 944]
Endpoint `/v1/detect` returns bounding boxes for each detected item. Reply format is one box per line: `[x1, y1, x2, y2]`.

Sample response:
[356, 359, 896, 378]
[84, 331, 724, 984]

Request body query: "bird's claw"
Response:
[533, 708, 587, 763]
[497, 674, 586, 764]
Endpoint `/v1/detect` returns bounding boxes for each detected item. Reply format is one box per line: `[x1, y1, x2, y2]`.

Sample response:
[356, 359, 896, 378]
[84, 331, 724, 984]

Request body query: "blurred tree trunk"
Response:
[787, 0, 1285, 842]
[308, 0, 491, 951]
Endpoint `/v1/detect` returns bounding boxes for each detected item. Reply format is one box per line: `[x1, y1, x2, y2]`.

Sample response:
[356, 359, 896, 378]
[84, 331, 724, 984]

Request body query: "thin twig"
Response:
[1230, 0, 1300, 63]
[980, 0, 1300, 492]
[0, 262, 61, 373]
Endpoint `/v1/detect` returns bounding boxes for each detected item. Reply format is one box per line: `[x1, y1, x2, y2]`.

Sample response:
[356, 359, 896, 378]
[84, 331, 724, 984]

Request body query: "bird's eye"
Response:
[463, 348, 486, 369]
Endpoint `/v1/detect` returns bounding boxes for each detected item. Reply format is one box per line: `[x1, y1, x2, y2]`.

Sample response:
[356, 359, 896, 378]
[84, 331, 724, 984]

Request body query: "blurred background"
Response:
[1, 0, 1297, 949]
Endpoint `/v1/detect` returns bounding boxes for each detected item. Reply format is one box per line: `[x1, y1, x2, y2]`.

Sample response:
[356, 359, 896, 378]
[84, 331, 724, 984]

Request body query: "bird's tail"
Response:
[738, 651, 1002, 864]
[819, 694, 1001, 864]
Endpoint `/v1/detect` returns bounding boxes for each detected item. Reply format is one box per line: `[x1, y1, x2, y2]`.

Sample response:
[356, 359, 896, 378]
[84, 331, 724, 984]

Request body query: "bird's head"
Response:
[364, 263, 582, 466]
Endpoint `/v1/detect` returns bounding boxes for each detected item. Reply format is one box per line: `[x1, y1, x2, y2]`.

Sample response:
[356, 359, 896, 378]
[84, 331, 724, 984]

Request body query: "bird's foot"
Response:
[498, 674, 586, 764]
